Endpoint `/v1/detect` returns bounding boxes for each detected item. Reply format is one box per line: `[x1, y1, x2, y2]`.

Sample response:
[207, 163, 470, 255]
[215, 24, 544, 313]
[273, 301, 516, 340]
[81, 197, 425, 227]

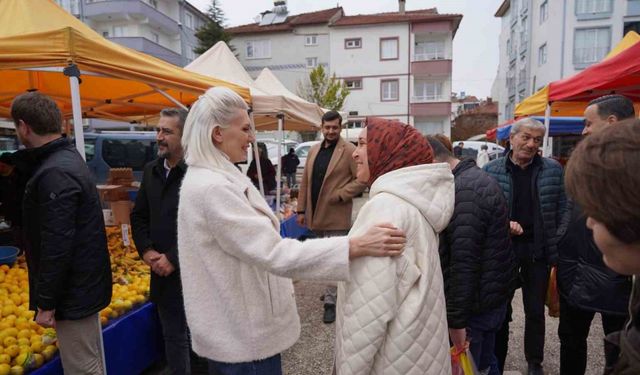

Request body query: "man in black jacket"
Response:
[428, 136, 516, 375]
[131, 108, 200, 375]
[557, 95, 634, 375]
[13, 92, 111, 374]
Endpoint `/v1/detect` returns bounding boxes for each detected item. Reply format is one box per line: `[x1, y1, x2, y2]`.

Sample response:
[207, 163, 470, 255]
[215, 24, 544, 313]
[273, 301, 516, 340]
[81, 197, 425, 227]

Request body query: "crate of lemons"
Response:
[0, 227, 150, 374]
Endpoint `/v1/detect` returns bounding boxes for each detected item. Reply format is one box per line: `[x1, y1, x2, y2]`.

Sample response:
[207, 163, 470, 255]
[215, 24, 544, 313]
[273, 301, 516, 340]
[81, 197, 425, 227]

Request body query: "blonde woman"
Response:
[177, 87, 406, 375]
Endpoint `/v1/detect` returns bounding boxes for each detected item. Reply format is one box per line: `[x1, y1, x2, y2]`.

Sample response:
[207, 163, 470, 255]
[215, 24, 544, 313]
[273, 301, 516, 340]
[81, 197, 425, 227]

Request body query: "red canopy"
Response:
[549, 42, 640, 102]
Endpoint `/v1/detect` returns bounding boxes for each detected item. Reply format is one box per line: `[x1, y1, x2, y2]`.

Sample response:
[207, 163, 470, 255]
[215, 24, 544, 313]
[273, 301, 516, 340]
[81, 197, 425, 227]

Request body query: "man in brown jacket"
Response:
[297, 110, 367, 323]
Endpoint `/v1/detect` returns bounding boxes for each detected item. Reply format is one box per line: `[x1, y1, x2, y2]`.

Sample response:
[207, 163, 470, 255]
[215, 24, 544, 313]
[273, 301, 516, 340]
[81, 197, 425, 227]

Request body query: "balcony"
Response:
[84, 0, 179, 35]
[410, 101, 451, 117]
[109, 37, 183, 66]
[411, 58, 451, 76]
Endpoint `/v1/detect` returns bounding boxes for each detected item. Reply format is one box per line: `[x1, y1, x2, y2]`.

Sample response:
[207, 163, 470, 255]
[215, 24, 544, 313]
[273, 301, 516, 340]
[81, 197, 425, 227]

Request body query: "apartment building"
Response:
[54, 0, 209, 66]
[492, 0, 640, 122]
[227, 2, 462, 136]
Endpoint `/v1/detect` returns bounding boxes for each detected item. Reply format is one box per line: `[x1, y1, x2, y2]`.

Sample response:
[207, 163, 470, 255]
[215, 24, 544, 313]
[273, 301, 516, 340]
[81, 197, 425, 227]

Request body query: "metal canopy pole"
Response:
[276, 113, 284, 220]
[64, 64, 86, 160]
[149, 85, 188, 110]
[249, 111, 265, 197]
[542, 103, 552, 157]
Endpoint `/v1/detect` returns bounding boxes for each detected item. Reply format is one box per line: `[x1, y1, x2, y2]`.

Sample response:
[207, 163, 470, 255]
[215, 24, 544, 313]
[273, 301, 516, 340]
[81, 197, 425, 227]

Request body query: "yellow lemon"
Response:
[0, 363, 9, 375]
[0, 355, 9, 365]
[15, 339, 28, 348]
[0, 307, 13, 318]
[2, 338, 15, 348]
[31, 353, 43, 368]
[29, 341, 42, 354]
[15, 331, 29, 341]
[8, 365, 23, 375]
[4, 346, 18, 358]
[41, 346, 56, 361]
[8, 296, 19, 307]
[12, 320, 26, 332]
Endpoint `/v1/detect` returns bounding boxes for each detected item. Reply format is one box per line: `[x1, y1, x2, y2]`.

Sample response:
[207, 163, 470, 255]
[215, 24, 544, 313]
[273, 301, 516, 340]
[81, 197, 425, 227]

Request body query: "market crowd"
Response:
[2, 88, 640, 375]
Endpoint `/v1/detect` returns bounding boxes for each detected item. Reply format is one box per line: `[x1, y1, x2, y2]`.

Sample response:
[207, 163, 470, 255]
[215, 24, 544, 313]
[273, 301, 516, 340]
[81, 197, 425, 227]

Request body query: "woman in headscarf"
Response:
[177, 88, 407, 375]
[334, 118, 455, 375]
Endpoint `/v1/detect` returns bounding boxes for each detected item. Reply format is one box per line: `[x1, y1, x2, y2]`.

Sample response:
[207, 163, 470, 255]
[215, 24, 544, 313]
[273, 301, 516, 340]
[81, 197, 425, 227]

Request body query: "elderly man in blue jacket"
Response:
[484, 118, 567, 375]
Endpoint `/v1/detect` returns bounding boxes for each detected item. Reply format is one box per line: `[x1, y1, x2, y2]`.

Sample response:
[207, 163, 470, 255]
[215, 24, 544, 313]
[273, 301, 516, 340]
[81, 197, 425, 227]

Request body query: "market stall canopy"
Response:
[487, 117, 586, 141]
[549, 39, 640, 102]
[252, 68, 325, 131]
[0, 0, 250, 121]
[514, 31, 640, 117]
[186, 42, 322, 131]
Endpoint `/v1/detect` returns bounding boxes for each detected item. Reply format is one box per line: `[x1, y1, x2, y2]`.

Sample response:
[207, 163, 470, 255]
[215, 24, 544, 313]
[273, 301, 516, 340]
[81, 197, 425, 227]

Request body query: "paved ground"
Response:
[283, 282, 607, 375]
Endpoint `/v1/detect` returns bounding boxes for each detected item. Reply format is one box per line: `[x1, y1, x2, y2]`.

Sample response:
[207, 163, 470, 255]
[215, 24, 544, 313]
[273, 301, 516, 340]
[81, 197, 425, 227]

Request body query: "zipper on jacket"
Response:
[267, 275, 275, 315]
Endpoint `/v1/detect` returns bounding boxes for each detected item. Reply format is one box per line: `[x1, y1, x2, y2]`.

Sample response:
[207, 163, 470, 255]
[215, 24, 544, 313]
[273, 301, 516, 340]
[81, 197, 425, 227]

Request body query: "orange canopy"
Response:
[0, 0, 250, 121]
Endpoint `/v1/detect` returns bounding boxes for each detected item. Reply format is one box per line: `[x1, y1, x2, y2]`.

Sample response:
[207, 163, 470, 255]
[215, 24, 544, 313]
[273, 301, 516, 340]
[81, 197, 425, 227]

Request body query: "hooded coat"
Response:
[334, 163, 454, 375]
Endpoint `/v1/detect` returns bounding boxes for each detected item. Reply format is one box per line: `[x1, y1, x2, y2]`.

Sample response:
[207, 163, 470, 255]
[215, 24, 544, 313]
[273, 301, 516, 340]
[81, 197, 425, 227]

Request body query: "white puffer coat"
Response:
[335, 163, 455, 375]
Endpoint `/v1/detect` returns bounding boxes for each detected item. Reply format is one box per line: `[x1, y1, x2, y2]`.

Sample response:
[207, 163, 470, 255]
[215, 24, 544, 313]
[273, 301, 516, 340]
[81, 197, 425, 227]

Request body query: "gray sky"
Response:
[189, 0, 503, 98]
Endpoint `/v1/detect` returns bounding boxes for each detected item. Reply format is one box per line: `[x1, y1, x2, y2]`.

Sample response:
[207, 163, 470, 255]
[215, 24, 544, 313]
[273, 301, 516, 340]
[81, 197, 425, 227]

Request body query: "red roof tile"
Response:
[331, 9, 463, 35]
[227, 7, 343, 35]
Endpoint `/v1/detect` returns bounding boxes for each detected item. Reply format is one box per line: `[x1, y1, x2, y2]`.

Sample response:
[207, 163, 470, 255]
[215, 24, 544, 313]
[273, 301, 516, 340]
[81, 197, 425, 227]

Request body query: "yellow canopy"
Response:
[0, 0, 250, 121]
[514, 31, 640, 117]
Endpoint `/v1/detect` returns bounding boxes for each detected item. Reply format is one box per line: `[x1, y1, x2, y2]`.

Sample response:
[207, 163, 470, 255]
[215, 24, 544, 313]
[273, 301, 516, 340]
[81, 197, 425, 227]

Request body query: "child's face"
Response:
[588, 217, 640, 275]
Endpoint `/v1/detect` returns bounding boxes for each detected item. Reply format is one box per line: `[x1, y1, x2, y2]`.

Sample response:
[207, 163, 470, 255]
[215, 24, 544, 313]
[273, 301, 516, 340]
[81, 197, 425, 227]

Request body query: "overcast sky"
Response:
[189, 0, 504, 98]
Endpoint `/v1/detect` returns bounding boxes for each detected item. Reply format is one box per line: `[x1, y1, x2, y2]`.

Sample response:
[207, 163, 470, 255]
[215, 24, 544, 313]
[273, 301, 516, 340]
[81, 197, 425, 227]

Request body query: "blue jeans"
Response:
[467, 303, 508, 375]
[208, 354, 282, 375]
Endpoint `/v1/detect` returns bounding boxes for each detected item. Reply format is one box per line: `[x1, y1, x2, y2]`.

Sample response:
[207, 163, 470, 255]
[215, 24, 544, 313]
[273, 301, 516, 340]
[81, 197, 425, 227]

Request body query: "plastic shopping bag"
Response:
[450, 344, 480, 375]
[545, 266, 560, 318]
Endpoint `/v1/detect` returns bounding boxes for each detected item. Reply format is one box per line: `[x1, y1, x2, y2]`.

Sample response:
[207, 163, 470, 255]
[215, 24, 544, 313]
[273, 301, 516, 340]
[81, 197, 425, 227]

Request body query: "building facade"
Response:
[227, 3, 462, 136]
[54, 0, 208, 67]
[492, 0, 640, 123]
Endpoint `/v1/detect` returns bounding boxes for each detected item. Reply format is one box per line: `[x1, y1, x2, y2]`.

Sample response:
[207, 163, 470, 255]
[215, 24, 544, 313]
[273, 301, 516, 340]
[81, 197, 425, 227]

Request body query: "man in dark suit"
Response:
[131, 108, 196, 374]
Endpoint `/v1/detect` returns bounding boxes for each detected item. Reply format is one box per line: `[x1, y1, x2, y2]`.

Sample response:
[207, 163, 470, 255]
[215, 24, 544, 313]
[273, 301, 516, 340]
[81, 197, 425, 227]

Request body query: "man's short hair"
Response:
[481, 144, 488, 150]
[510, 117, 546, 136]
[160, 108, 188, 131]
[432, 134, 453, 152]
[321, 110, 342, 125]
[566, 118, 640, 244]
[588, 94, 635, 121]
[11, 92, 62, 135]
[426, 135, 454, 160]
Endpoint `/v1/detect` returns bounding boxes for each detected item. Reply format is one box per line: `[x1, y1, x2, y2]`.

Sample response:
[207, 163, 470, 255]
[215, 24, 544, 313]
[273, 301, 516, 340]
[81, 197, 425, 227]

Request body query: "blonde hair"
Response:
[181, 86, 249, 175]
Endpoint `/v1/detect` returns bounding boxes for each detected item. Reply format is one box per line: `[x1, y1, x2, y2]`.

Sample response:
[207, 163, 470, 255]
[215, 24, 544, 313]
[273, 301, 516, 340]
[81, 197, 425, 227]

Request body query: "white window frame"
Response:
[345, 38, 362, 49]
[112, 26, 126, 37]
[151, 32, 159, 44]
[246, 40, 272, 59]
[413, 81, 444, 102]
[185, 12, 194, 29]
[574, 27, 611, 64]
[344, 79, 362, 90]
[414, 41, 446, 61]
[381, 80, 399, 101]
[304, 35, 318, 46]
[148, 0, 158, 9]
[380, 38, 399, 60]
[576, 0, 612, 14]
[538, 43, 548, 66]
[540, 1, 549, 24]
[306, 57, 318, 68]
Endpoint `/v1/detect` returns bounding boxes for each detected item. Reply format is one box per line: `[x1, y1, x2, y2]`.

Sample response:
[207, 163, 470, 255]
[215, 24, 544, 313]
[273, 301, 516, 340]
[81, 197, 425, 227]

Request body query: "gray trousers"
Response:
[314, 230, 349, 306]
[57, 313, 106, 375]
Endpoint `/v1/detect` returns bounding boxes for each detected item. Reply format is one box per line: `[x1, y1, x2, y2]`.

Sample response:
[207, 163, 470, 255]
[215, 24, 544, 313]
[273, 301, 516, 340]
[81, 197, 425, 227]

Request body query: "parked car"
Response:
[294, 141, 321, 173]
[83, 132, 157, 184]
[459, 140, 504, 161]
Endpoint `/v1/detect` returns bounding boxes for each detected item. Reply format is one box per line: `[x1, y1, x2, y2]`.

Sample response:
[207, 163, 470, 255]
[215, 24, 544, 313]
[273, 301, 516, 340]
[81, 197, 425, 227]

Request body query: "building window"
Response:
[574, 27, 611, 65]
[414, 81, 443, 102]
[344, 79, 362, 90]
[540, 1, 549, 24]
[246, 40, 271, 59]
[520, 17, 528, 47]
[185, 12, 194, 29]
[147, 0, 158, 8]
[305, 35, 318, 46]
[538, 43, 548, 65]
[306, 57, 318, 68]
[414, 41, 446, 60]
[381, 79, 399, 101]
[102, 31, 109, 37]
[629, 0, 640, 16]
[347, 120, 364, 128]
[112, 26, 126, 37]
[380, 37, 399, 60]
[151, 32, 159, 44]
[345, 38, 362, 49]
[56, 0, 81, 15]
[186, 49, 196, 61]
[518, 90, 526, 102]
[576, 0, 612, 14]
